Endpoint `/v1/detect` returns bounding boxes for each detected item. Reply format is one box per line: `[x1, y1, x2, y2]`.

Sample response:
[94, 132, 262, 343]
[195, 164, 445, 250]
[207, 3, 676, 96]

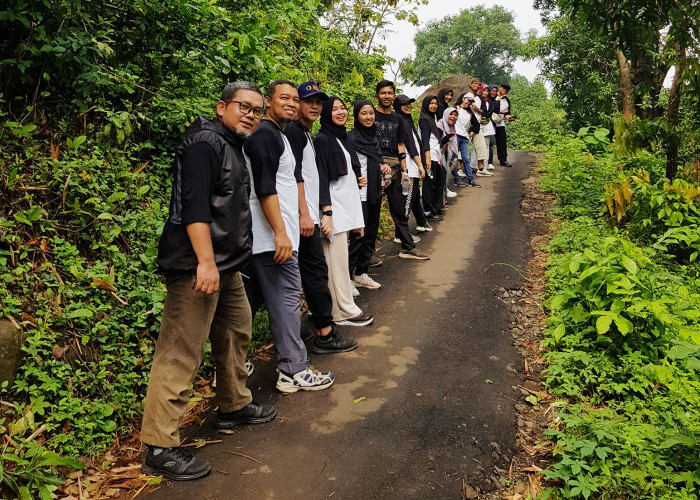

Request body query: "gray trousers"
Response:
[244, 251, 309, 375]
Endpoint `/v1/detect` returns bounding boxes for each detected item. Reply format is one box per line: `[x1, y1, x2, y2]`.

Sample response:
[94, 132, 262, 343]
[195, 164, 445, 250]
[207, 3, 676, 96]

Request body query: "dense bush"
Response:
[540, 135, 700, 499]
[1, 0, 388, 496]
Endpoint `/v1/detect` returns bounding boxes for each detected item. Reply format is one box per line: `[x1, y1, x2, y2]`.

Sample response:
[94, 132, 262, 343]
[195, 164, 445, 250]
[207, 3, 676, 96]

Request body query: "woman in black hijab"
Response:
[348, 101, 391, 289]
[418, 95, 448, 221]
[393, 94, 430, 232]
[314, 96, 373, 326]
[436, 88, 454, 117]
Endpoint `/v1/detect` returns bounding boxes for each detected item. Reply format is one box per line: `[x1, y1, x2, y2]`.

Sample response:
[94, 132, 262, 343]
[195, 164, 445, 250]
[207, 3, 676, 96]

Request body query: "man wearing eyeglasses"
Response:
[140, 81, 274, 482]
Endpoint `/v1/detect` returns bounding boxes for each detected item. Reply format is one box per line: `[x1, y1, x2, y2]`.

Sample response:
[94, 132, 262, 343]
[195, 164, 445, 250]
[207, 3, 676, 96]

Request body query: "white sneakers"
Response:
[416, 224, 433, 232]
[393, 235, 421, 243]
[487, 163, 495, 170]
[354, 273, 381, 289]
[276, 366, 335, 393]
[446, 189, 457, 198]
[476, 169, 494, 177]
[457, 170, 467, 178]
[350, 282, 360, 297]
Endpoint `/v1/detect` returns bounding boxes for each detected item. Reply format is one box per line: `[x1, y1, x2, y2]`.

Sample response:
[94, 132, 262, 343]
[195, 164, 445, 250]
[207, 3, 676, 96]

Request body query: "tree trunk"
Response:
[615, 48, 634, 121]
[665, 46, 685, 180]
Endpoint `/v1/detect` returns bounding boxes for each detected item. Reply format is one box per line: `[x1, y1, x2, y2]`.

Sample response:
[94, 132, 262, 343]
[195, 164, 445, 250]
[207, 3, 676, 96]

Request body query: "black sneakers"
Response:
[215, 401, 276, 429]
[142, 446, 211, 481]
[312, 326, 358, 354]
[335, 312, 374, 327]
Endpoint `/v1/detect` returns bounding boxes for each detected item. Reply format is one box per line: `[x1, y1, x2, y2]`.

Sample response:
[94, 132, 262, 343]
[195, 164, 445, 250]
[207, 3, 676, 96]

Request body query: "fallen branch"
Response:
[181, 440, 222, 448]
[219, 450, 265, 466]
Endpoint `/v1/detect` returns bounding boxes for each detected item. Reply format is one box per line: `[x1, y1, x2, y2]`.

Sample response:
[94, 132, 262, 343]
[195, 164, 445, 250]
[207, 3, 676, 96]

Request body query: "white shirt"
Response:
[247, 134, 300, 254]
[330, 140, 365, 234]
[357, 153, 368, 202]
[300, 131, 320, 224]
[455, 107, 471, 137]
[495, 96, 509, 128]
[406, 130, 421, 178]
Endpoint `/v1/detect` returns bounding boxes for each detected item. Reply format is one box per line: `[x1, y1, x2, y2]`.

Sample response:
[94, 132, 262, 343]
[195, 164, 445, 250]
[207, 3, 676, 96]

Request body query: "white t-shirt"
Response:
[300, 131, 320, 224]
[455, 107, 471, 137]
[247, 134, 300, 254]
[357, 153, 368, 202]
[495, 96, 509, 128]
[405, 130, 421, 178]
[330, 140, 365, 234]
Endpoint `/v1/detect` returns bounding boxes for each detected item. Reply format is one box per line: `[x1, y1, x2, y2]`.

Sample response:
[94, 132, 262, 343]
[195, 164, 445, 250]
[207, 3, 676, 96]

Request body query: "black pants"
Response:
[385, 170, 414, 251]
[298, 226, 334, 330]
[422, 161, 444, 215]
[349, 200, 381, 276]
[495, 127, 508, 165]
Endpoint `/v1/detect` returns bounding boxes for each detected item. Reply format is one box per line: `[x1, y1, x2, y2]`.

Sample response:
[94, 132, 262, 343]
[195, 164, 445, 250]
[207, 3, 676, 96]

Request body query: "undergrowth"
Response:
[539, 133, 700, 499]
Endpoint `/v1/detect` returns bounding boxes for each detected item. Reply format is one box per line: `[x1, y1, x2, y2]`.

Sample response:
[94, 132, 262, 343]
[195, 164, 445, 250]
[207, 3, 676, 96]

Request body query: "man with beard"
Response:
[373, 79, 429, 260]
[244, 80, 336, 393]
[141, 81, 275, 481]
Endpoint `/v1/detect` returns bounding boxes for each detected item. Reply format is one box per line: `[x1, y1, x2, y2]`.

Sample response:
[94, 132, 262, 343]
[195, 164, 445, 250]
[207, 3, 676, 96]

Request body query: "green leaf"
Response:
[659, 434, 696, 449]
[613, 315, 633, 335]
[596, 314, 613, 335]
[621, 255, 637, 275]
[553, 323, 566, 342]
[65, 308, 94, 319]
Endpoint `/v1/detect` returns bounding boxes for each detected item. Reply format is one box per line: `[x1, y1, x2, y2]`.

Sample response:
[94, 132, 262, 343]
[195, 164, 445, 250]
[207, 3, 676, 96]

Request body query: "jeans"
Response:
[456, 135, 474, 182]
[486, 135, 495, 165]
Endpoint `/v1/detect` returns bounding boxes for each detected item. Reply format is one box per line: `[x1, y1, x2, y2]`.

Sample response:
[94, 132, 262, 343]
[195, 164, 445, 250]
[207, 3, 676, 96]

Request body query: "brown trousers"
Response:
[140, 271, 253, 448]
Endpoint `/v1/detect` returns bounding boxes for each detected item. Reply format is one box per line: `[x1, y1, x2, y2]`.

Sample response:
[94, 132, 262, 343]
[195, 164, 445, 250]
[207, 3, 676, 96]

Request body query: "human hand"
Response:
[299, 211, 314, 237]
[380, 163, 391, 176]
[321, 214, 333, 238]
[419, 166, 426, 179]
[358, 175, 367, 187]
[273, 232, 293, 263]
[194, 261, 219, 294]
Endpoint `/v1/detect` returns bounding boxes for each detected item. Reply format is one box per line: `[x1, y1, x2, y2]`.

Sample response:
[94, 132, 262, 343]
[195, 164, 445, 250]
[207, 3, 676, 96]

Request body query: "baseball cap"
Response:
[394, 94, 416, 106]
[297, 81, 329, 101]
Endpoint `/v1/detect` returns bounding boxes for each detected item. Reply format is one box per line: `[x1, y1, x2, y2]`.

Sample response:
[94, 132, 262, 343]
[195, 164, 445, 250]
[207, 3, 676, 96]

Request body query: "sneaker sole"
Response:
[311, 342, 359, 354]
[398, 253, 430, 260]
[335, 318, 374, 327]
[276, 378, 335, 393]
[354, 282, 381, 289]
[141, 464, 211, 482]
[214, 410, 277, 429]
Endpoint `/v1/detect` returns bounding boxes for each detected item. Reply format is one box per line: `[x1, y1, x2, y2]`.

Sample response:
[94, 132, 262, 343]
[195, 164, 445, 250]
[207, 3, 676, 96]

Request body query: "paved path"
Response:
[147, 151, 533, 500]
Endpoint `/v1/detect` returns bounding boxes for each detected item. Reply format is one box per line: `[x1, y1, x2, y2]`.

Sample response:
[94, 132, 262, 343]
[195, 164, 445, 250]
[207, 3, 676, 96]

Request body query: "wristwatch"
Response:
[322, 210, 333, 216]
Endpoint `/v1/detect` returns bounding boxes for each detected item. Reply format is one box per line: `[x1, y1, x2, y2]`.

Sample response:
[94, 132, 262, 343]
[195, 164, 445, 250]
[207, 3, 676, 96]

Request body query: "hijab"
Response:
[455, 93, 466, 108]
[436, 88, 453, 116]
[438, 107, 458, 161]
[348, 100, 383, 203]
[317, 96, 361, 181]
[419, 95, 442, 140]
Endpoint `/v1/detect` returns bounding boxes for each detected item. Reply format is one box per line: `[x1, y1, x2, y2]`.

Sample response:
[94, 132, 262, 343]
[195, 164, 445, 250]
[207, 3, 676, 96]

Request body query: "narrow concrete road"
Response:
[147, 151, 533, 500]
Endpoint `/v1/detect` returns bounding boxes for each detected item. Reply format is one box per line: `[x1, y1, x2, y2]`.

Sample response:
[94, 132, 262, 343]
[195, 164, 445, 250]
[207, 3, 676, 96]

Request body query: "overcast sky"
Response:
[382, 0, 546, 94]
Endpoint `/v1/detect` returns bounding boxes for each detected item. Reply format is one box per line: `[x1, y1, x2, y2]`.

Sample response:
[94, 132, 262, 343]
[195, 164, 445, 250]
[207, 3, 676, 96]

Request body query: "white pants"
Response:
[321, 231, 362, 321]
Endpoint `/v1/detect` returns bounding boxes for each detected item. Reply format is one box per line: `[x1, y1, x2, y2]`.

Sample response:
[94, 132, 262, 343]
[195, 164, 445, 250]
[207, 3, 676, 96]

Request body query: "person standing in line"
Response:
[244, 80, 335, 393]
[436, 88, 454, 118]
[438, 107, 461, 192]
[394, 94, 430, 233]
[313, 96, 374, 327]
[495, 83, 514, 167]
[455, 94, 481, 188]
[348, 100, 392, 290]
[418, 95, 449, 220]
[482, 85, 500, 171]
[466, 78, 492, 178]
[284, 81, 359, 354]
[374, 80, 430, 260]
[141, 82, 275, 481]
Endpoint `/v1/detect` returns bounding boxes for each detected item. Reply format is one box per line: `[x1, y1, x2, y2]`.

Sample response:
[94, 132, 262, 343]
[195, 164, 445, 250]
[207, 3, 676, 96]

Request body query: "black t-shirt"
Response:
[244, 120, 303, 198]
[374, 111, 407, 158]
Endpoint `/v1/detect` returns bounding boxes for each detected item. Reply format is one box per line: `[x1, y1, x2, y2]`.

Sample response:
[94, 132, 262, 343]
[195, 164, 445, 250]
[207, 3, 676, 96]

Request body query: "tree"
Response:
[535, 0, 700, 178]
[405, 6, 522, 86]
[530, 14, 618, 131]
[321, 0, 427, 55]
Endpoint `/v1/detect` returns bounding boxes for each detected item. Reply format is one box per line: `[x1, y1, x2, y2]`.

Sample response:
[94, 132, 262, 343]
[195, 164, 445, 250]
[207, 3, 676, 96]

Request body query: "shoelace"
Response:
[168, 446, 194, 462]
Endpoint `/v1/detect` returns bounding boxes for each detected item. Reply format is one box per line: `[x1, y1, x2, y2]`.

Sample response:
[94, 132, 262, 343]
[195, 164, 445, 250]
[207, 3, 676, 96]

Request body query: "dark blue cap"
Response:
[297, 81, 329, 101]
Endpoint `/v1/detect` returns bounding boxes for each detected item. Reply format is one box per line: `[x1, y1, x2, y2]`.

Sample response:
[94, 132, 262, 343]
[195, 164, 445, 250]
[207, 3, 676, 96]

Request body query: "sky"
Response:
[381, 0, 546, 94]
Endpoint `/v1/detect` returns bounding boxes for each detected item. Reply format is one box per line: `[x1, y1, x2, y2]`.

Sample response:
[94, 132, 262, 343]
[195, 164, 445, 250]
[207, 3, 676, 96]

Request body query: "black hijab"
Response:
[419, 95, 443, 140]
[348, 100, 383, 203]
[436, 88, 453, 116]
[316, 96, 361, 181]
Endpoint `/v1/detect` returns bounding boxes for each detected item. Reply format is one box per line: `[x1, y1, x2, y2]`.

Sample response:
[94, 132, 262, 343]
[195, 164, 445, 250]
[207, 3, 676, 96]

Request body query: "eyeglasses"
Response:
[223, 100, 263, 119]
